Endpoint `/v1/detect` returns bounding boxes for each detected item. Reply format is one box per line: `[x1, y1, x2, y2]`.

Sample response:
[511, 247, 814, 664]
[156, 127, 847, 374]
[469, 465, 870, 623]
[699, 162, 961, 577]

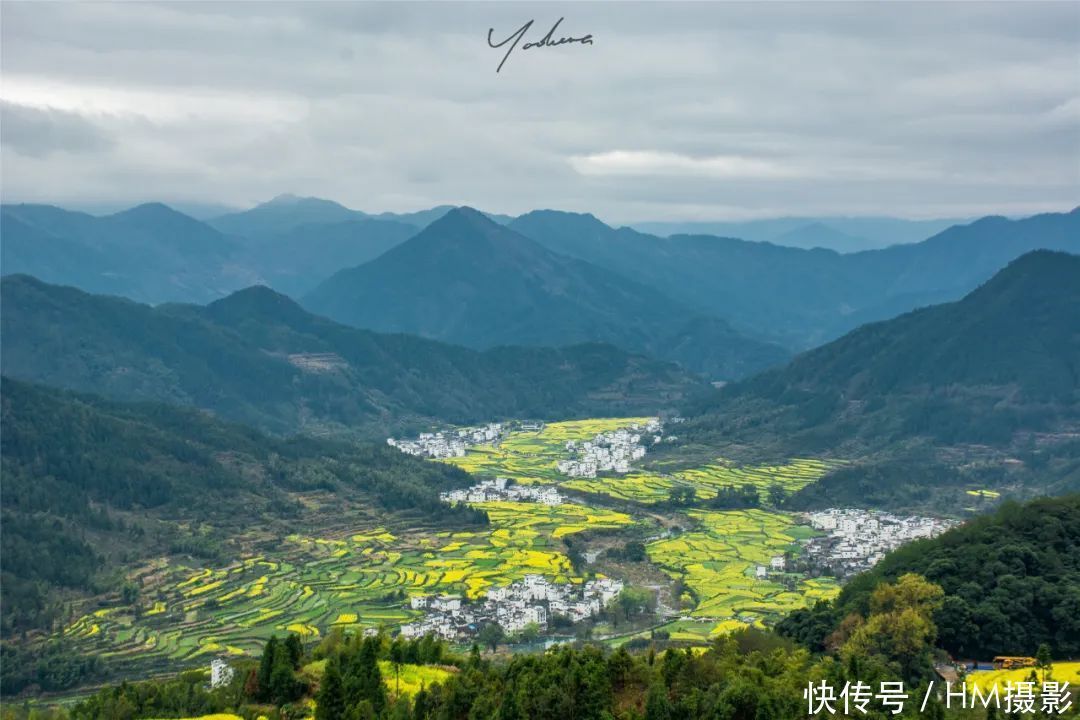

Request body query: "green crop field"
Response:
[440, 417, 654, 484]
[58, 493, 634, 676]
[54, 416, 843, 678]
[647, 509, 840, 634]
[442, 418, 841, 507]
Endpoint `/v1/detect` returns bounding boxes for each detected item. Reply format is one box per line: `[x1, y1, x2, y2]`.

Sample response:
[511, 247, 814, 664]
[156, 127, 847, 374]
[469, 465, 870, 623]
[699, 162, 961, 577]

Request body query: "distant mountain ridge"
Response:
[1, 202, 254, 304]
[5, 196, 1076, 355]
[511, 207, 1080, 348]
[303, 207, 791, 380]
[207, 195, 511, 238]
[0, 274, 704, 436]
[1, 200, 421, 302]
[632, 216, 968, 250]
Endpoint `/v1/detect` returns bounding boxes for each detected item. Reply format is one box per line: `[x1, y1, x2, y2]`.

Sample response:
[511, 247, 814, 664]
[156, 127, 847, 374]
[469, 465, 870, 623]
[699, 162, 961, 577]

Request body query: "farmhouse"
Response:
[440, 477, 564, 505]
[399, 574, 623, 640]
[801, 508, 957, 578]
[557, 423, 657, 478]
[210, 658, 234, 689]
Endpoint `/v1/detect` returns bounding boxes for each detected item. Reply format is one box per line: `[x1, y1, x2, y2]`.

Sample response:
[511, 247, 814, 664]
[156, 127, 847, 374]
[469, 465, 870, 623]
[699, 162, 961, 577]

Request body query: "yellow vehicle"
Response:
[992, 656, 1037, 670]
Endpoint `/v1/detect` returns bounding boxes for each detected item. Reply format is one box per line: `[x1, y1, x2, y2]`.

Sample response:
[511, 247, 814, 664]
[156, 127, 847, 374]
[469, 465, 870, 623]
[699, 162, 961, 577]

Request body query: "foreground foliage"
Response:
[779, 495, 1080, 659]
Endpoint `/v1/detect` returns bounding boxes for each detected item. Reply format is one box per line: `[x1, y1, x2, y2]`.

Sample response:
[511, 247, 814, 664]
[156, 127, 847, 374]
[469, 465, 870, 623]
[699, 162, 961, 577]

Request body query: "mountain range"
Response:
[207, 194, 512, 238]
[1, 202, 255, 304]
[3, 195, 1076, 369]
[0, 274, 702, 436]
[303, 207, 790, 380]
[678, 250, 1080, 510]
[511, 207, 1080, 348]
[632, 216, 966, 251]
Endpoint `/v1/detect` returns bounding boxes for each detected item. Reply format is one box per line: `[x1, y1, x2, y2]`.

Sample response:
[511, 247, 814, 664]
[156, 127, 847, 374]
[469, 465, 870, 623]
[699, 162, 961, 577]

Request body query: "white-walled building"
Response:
[210, 658, 234, 689]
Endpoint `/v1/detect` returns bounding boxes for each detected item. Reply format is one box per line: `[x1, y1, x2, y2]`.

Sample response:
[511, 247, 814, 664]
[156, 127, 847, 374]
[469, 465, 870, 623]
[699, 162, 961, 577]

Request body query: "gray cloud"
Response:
[0, 1, 1077, 222]
[0, 100, 114, 157]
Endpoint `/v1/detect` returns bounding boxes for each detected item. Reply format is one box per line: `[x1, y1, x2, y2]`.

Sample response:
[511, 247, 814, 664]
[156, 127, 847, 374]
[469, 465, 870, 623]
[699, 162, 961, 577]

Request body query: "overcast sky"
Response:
[1, 1, 1078, 223]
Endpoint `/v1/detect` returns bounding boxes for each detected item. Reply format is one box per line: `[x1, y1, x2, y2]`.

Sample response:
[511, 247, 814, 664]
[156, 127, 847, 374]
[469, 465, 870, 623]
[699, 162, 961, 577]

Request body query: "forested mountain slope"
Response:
[304, 207, 789, 380]
[1, 275, 702, 436]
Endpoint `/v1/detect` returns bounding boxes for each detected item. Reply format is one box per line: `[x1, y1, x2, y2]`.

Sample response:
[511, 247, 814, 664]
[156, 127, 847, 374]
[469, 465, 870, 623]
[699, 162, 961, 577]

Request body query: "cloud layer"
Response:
[1, 2, 1077, 222]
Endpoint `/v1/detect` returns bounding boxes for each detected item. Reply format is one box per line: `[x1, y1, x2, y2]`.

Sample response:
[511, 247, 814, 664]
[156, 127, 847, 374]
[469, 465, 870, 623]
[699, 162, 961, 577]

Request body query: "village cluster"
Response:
[399, 575, 624, 640]
[556, 419, 663, 478]
[799, 508, 959, 578]
[440, 476, 564, 506]
[387, 422, 506, 459]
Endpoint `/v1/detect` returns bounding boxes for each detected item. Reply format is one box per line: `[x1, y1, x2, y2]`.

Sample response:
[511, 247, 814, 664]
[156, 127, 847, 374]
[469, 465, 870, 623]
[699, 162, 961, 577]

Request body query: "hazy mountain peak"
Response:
[111, 202, 201, 225]
[209, 195, 366, 238]
[411, 205, 516, 249]
[513, 209, 611, 233]
[265, 193, 304, 205]
[260, 193, 350, 210]
[439, 205, 494, 226]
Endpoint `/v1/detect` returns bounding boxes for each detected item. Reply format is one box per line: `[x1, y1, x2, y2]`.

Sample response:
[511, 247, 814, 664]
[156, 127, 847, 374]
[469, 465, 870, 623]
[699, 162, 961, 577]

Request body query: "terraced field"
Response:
[647, 509, 839, 633]
[443, 418, 842, 636]
[441, 418, 654, 484]
[443, 419, 841, 506]
[562, 458, 841, 503]
[60, 500, 633, 675]
[59, 417, 843, 677]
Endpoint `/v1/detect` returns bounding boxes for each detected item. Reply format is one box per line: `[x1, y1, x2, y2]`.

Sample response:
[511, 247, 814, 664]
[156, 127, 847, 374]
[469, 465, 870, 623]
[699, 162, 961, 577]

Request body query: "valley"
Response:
[4, 5, 1079, 716]
[49, 416, 964, 689]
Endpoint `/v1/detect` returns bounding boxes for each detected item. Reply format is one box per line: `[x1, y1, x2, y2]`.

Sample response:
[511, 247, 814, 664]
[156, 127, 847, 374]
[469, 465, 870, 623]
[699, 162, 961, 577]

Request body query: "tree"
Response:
[766, 482, 788, 507]
[284, 633, 304, 669]
[269, 642, 300, 705]
[616, 587, 653, 622]
[1035, 643, 1053, 683]
[519, 623, 541, 644]
[316, 656, 346, 720]
[243, 668, 259, 700]
[478, 623, 505, 653]
[343, 636, 386, 715]
[389, 637, 406, 695]
[644, 680, 672, 720]
[668, 486, 696, 506]
[257, 636, 279, 702]
[413, 687, 433, 720]
[841, 574, 945, 682]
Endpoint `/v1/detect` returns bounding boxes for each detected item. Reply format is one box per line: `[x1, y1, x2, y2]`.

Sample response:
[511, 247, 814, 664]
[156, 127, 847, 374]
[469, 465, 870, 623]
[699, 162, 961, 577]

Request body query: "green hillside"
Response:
[0, 377, 483, 638]
[678, 251, 1080, 510]
[1, 275, 703, 436]
[780, 494, 1080, 658]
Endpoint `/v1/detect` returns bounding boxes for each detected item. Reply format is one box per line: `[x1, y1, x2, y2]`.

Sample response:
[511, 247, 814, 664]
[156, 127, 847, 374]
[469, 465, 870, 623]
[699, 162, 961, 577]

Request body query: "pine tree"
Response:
[344, 636, 387, 714]
[270, 642, 299, 705]
[497, 685, 521, 720]
[257, 635, 279, 702]
[316, 655, 346, 720]
[390, 637, 405, 696]
[413, 687, 433, 720]
[285, 632, 304, 669]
